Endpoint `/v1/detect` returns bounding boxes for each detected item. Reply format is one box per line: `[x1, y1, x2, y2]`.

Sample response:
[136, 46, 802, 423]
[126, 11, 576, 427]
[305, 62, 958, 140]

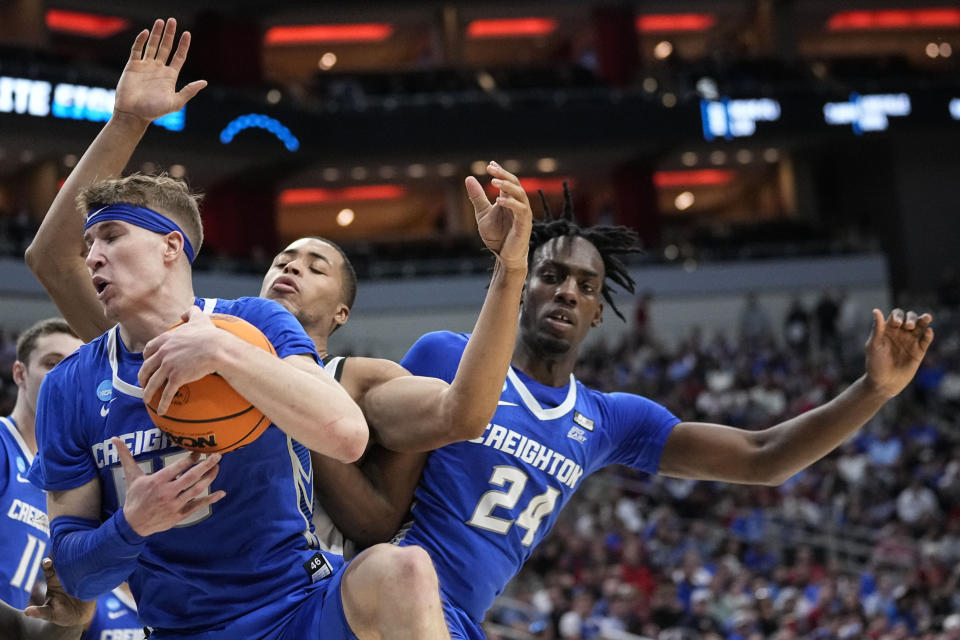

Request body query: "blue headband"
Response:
[84, 203, 196, 263]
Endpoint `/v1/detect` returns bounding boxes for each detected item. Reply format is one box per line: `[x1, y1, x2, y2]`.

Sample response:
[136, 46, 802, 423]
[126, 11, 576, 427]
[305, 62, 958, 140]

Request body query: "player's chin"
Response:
[267, 292, 298, 313]
[534, 331, 573, 355]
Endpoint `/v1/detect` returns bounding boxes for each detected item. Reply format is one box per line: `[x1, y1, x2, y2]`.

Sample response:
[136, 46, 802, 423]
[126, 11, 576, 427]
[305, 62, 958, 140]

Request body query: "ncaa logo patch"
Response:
[107, 597, 121, 611]
[96, 380, 112, 402]
[16, 456, 26, 474]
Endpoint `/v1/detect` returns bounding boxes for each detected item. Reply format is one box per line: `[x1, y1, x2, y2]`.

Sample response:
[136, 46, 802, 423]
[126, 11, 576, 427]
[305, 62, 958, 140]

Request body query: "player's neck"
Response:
[9, 401, 36, 456]
[118, 289, 197, 352]
[512, 341, 576, 388]
[311, 333, 329, 360]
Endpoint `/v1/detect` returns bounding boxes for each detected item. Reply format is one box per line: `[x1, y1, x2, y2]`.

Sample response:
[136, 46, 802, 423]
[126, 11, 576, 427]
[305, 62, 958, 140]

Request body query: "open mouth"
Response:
[93, 276, 110, 296]
[546, 310, 574, 326]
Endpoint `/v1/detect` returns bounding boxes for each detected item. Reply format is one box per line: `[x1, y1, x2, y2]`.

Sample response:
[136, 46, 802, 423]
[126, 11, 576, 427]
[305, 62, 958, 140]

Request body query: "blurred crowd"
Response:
[489, 291, 960, 640]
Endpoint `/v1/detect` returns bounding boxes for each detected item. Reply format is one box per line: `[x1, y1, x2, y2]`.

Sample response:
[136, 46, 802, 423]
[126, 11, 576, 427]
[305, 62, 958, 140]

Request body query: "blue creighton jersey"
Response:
[83, 587, 142, 640]
[398, 332, 680, 622]
[28, 297, 328, 634]
[0, 416, 48, 608]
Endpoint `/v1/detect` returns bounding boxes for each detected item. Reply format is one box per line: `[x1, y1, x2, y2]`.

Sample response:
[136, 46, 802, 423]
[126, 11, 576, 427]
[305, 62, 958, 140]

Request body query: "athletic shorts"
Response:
[149, 556, 357, 640]
[442, 597, 486, 640]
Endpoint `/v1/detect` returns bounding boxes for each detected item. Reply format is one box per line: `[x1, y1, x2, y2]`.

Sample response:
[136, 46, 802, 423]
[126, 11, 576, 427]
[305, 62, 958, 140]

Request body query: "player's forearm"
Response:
[49, 512, 145, 601]
[311, 453, 406, 548]
[752, 375, 890, 483]
[0, 601, 84, 640]
[216, 340, 368, 462]
[27, 114, 148, 266]
[442, 260, 526, 437]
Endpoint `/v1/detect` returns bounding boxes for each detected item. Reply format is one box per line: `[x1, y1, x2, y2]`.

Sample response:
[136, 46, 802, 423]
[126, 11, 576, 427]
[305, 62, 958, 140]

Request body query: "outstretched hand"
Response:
[864, 308, 934, 398]
[23, 558, 96, 627]
[465, 162, 532, 272]
[114, 17, 207, 125]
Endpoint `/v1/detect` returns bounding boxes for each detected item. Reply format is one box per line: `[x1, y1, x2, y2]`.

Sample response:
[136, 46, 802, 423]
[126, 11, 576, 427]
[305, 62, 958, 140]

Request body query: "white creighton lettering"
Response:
[471, 423, 584, 489]
[7, 499, 49, 535]
[91, 428, 174, 469]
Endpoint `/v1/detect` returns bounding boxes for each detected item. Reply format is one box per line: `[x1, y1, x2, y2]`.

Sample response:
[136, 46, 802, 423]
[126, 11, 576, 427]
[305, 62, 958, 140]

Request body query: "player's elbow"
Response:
[442, 394, 495, 443]
[24, 241, 42, 274]
[328, 414, 369, 463]
[742, 442, 793, 486]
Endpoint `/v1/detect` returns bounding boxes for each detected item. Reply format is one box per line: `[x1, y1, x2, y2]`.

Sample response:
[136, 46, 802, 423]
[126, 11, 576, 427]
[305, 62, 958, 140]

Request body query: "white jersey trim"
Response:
[112, 586, 138, 612]
[0, 416, 33, 463]
[506, 368, 577, 422]
[107, 328, 144, 400]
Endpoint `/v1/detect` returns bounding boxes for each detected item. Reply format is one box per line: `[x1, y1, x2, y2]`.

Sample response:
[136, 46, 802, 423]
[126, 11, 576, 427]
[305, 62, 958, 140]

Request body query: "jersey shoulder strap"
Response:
[323, 356, 347, 382]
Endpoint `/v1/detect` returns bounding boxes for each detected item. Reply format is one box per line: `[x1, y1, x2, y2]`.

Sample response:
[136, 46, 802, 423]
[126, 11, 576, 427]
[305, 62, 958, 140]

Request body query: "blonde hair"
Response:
[77, 172, 204, 253]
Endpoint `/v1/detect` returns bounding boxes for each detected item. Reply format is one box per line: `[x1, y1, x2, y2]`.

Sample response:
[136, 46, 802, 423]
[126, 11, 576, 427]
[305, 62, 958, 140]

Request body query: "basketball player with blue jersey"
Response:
[1, 319, 82, 608]
[392, 190, 934, 639]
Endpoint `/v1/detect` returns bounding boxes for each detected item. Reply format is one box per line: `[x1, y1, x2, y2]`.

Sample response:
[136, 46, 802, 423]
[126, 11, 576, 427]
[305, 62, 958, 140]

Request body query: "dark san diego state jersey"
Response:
[0, 416, 49, 608]
[398, 332, 680, 622]
[28, 297, 329, 634]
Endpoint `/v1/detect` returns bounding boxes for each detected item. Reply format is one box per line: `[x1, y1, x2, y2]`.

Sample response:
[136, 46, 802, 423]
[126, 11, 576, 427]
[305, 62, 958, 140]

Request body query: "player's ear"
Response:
[163, 231, 186, 264]
[591, 302, 604, 328]
[12, 360, 26, 387]
[333, 303, 350, 329]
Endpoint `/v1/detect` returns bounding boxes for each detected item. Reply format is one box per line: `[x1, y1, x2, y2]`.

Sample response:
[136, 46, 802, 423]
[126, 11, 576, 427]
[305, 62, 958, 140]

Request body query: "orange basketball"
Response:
[145, 313, 277, 453]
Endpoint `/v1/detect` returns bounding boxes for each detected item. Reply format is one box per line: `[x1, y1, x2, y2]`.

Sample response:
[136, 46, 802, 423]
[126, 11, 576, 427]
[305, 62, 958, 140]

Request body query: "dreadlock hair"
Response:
[530, 183, 641, 321]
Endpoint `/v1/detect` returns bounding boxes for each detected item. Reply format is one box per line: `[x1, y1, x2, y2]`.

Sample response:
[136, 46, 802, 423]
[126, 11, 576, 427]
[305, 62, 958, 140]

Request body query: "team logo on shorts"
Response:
[97, 380, 113, 402]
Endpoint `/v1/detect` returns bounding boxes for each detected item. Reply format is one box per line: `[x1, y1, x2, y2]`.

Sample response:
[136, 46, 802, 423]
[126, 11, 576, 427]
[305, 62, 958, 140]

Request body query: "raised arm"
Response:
[366, 162, 531, 452]
[659, 308, 933, 485]
[24, 18, 205, 341]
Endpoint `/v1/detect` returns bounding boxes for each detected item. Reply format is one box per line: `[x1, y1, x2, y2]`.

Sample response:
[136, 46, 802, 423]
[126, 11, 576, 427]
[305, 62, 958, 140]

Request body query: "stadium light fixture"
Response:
[466, 18, 558, 39]
[636, 14, 716, 33]
[827, 9, 960, 31]
[280, 185, 407, 205]
[653, 169, 735, 187]
[46, 10, 130, 38]
[265, 23, 394, 45]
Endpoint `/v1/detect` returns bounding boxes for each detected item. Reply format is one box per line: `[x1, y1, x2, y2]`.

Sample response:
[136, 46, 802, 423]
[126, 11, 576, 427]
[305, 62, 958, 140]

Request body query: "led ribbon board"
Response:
[823, 93, 911, 134]
[700, 97, 781, 141]
[219, 114, 299, 151]
[0, 76, 184, 131]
